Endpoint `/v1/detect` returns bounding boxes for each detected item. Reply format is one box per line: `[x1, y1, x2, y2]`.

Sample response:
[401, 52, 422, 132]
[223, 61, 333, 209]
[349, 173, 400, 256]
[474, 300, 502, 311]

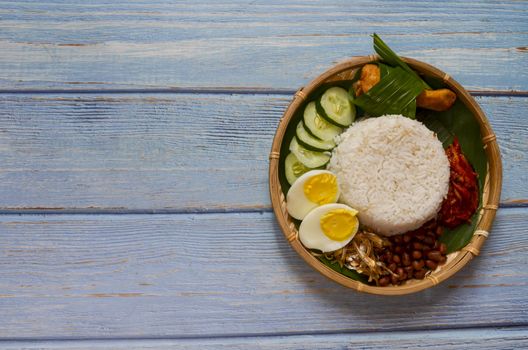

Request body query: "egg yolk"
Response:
[303, 173, 338, 205]
[320, 209, 358, 241]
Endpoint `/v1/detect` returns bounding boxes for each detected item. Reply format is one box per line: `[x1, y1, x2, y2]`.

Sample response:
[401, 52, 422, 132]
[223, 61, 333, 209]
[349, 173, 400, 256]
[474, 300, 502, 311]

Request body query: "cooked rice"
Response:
[327, 115, 450, 236]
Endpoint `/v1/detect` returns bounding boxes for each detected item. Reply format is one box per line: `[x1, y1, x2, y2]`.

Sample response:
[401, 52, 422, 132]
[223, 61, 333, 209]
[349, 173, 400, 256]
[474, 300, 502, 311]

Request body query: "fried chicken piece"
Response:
[352, 64, 457, 112]
[353, 64, 380, 97]
[416, 89, 457, 112]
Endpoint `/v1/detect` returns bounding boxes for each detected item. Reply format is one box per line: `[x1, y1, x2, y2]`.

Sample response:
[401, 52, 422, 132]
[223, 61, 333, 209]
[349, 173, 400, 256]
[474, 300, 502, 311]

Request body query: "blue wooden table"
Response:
[1, 1, 527, 348]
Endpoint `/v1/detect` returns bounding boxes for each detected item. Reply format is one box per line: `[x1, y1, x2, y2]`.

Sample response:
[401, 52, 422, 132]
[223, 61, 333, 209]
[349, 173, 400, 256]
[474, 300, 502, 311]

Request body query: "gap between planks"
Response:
[0, 201, 525, 216]
[0, 323, 526, 343]
[0, 88, 527, 97]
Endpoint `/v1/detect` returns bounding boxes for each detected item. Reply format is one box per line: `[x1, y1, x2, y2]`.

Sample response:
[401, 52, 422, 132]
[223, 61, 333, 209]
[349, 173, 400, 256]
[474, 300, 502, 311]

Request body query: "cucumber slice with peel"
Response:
[316, 87, 355, 128]
[303, 101, 342, 141]
[302, 119, 323, 141]
[285, 152, 311, 185]
[289, 137, 330, 169]
[296, 122, 335, 152]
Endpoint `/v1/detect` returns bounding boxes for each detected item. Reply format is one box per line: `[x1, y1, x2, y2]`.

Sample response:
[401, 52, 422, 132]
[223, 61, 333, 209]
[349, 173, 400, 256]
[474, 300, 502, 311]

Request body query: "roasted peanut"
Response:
[402, 252, 411, 266]
[426, 260, 438, 270]
[378, 276, 390, 287]
[427, 250, 443, 262]
[412, 250, 422, 260]
[412, 259, 425, 271]
[413, 242, 423, 250]
[414, 269, 427, 279]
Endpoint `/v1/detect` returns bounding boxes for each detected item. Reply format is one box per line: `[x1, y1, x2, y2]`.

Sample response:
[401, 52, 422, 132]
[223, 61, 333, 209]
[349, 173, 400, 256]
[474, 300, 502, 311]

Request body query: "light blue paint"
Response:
[0, 326, 527, 349]
[0, 94, 525, 210]
[0, 0, 527, 90]
[0, 0, 527, 347]
[0, 209, 527, 338]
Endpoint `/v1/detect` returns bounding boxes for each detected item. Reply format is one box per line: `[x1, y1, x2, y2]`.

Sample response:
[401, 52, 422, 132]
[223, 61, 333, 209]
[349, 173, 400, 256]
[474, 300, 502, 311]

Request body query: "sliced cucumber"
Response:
[289, 137, 330, 169]
[296, 121, 335, 152]
[301, 119, 322, 140]
[284, 152, 311, 185]
[303, 101, 342, 141]
[316, 87, 355, 128]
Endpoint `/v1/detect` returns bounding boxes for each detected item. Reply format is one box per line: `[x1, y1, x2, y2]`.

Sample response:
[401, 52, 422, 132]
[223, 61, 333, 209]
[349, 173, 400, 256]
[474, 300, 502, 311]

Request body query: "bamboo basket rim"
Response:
[269, 56, 503, 295]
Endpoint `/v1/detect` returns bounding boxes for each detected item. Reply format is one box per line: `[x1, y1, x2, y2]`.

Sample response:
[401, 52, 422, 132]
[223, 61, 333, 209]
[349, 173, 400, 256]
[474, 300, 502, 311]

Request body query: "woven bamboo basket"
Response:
[269, 56, 502, 295]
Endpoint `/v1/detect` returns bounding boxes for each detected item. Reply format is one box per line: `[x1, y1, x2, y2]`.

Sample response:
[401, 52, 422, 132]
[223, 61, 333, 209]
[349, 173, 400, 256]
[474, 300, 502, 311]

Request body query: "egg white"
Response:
[286, 170, 340, 220]
[299, 203, 358, 253]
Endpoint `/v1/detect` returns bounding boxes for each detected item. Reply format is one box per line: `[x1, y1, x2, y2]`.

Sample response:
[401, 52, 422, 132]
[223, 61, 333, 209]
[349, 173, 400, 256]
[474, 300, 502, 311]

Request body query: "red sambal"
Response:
[439, 138, 479, 227]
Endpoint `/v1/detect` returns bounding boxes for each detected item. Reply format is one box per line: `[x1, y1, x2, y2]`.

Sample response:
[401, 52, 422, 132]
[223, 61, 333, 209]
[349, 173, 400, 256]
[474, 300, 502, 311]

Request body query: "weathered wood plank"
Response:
[0, 0, 527, 90]
[0, 327, 527, 349]
[0, 209, 526, 338]
[0, 94, 525, 210]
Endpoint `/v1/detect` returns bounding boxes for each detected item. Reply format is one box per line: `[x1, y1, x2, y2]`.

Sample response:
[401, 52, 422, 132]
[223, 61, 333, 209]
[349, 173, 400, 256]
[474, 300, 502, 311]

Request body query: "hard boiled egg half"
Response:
[286, 170, 340, 220]
[299, 203, 359, 252]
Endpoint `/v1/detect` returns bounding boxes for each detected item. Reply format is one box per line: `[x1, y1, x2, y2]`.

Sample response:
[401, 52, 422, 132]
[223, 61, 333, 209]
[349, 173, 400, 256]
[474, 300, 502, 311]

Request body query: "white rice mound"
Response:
[327, 114, 450, 236]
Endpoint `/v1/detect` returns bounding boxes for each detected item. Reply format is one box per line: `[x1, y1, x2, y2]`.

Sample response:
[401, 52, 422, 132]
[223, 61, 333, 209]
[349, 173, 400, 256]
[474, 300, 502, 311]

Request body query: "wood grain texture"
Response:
[0, 327, 527, 349]
[0, 0, 527, 90]
[0, 94, 526, 211]
[1, 0, 527, 344]
[0, 209, 526, 338]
